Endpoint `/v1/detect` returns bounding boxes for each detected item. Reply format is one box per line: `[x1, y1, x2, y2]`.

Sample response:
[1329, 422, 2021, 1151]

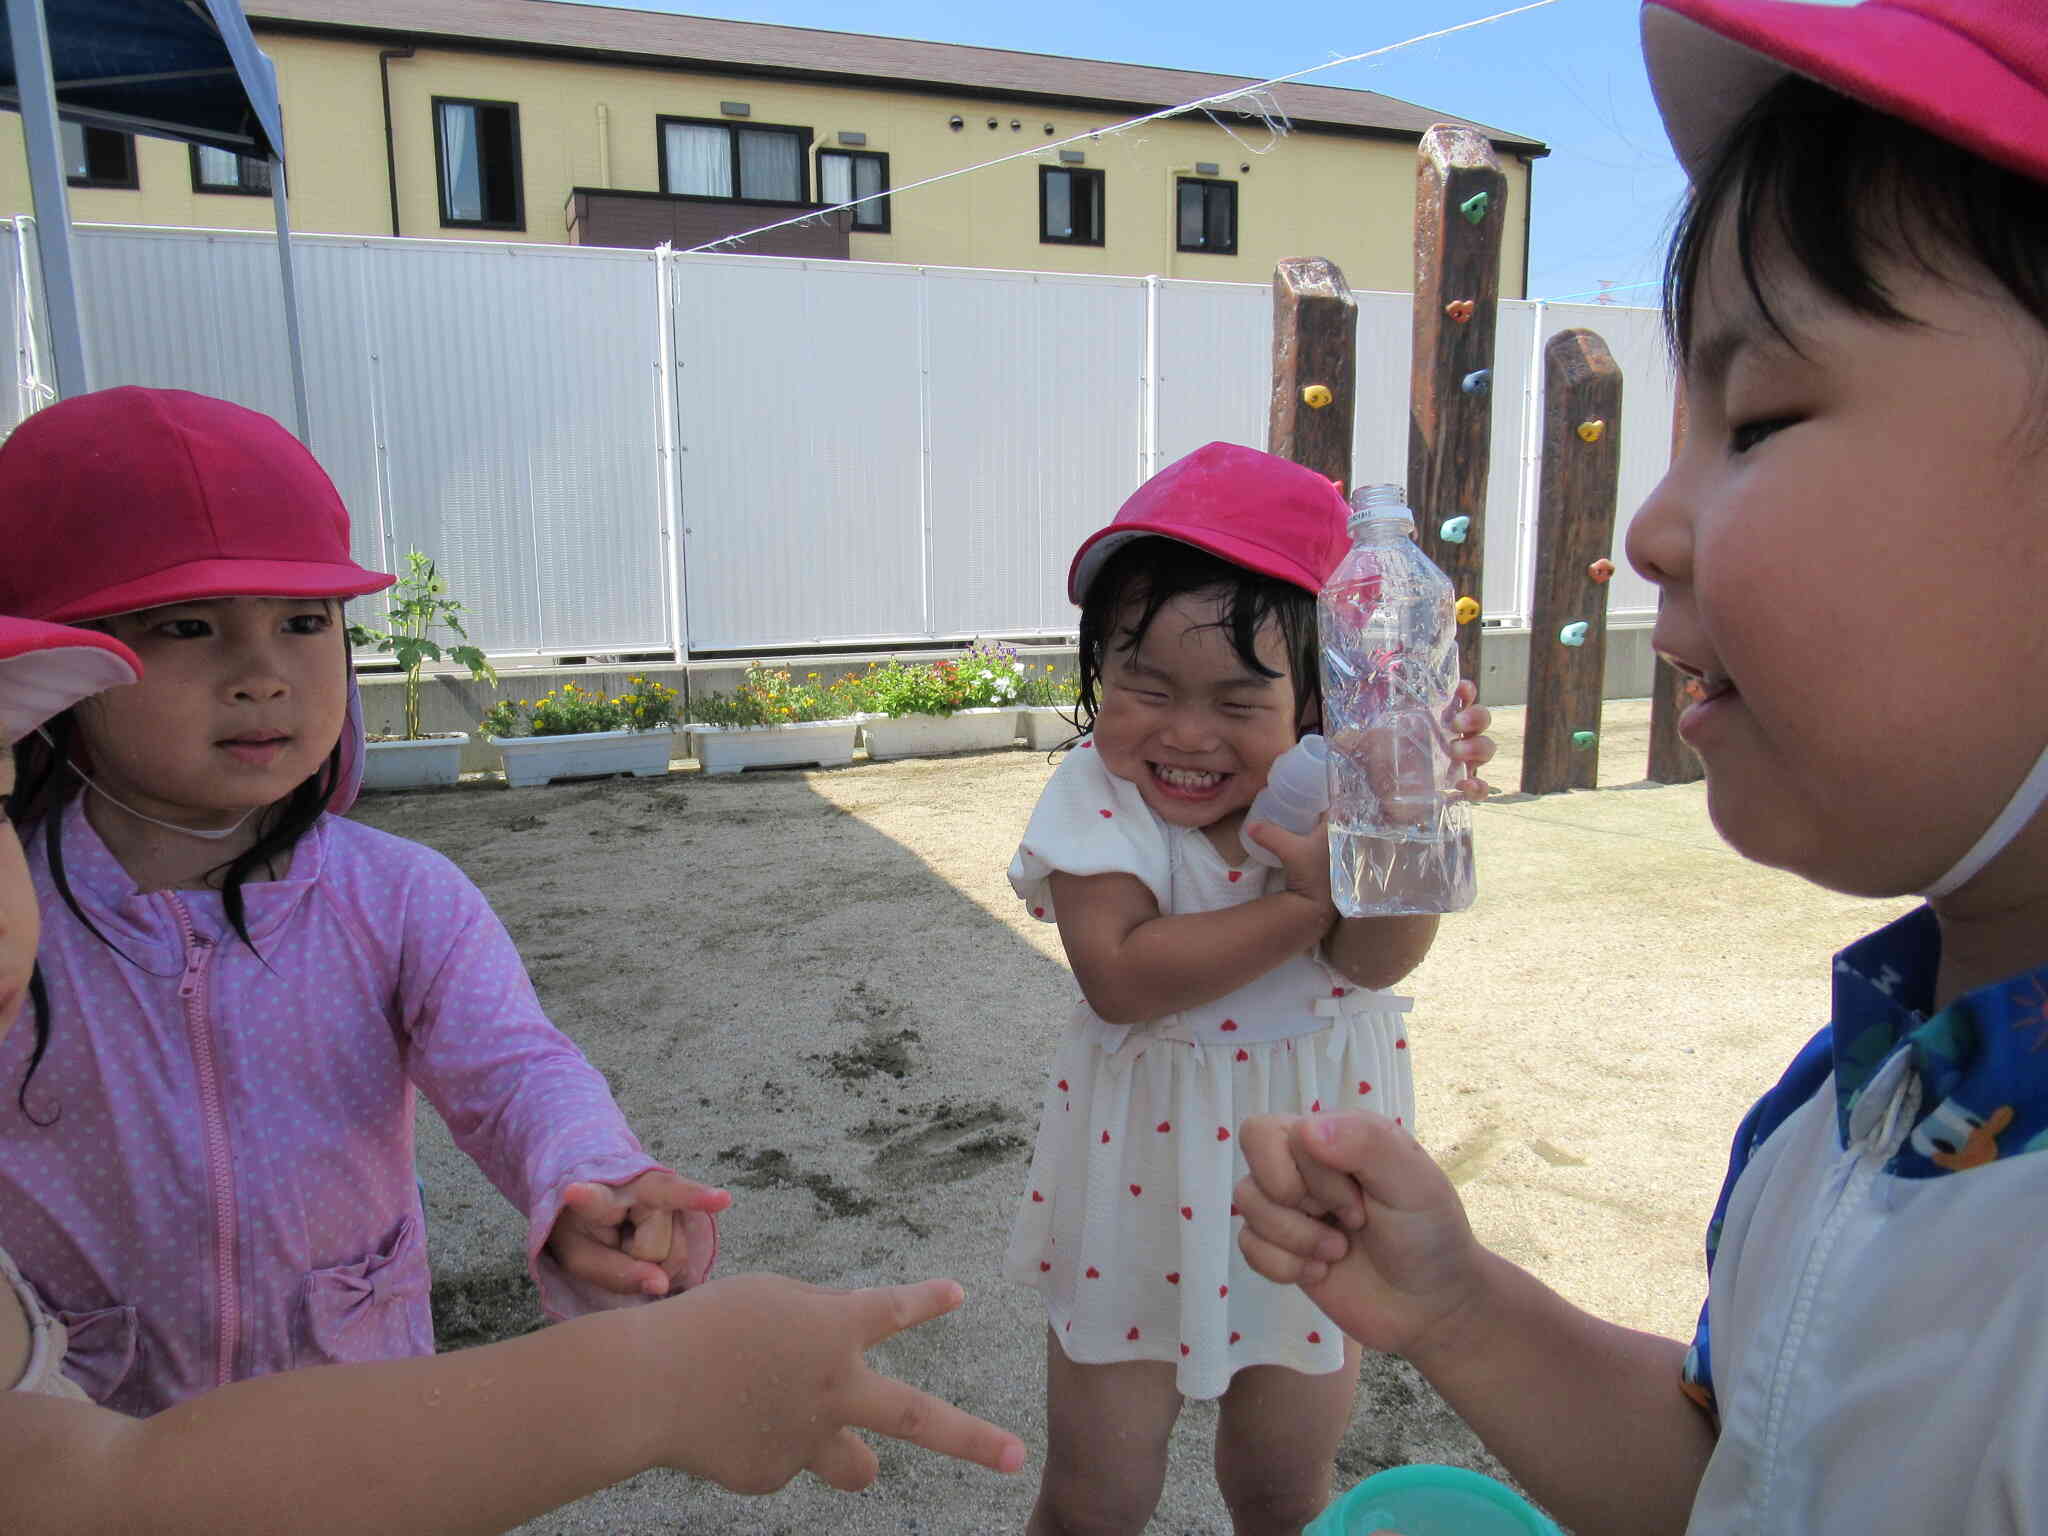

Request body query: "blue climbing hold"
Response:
[1560, 621, 1589, 647]
[1440, 516, 1471, 544]
[1460, 369, 1491, 395]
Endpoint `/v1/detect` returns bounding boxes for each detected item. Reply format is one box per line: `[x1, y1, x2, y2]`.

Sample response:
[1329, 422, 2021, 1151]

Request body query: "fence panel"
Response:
[1154, 277, 1268, 470]
[925, 267, 1145, 640]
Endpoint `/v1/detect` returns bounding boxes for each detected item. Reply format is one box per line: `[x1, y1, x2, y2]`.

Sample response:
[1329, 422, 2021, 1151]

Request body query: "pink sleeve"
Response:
[388, 849, 717, 1320]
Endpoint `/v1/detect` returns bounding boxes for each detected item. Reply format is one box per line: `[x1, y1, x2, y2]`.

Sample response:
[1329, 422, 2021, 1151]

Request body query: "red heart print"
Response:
[1308, 1330, 1322, 1344]
[1127, 1326, 1141, 1341]
[1129, 1183, 1142, 1197]
[1230, 1331, 1242, 1344]
[1065, 1320, 1072, 1331]
[1332, 987, 1345, 997]
[1230, 1204, 1241, 1217]
[1217, 1127, 1231, 1140]
[1310, 1099, 1322, 1113]
[1040, 1261, 1051, 1272]
[1033, 906, 1046, 917]
[1180, 1343, 1190, 1357]
[1058, 1080, 1070, 1092]
[1396, 1039, 1408, 1050]
[1032, 1190, 1044, 1202]
[1358, 1080, 1372, 1094]
[1227, 870, 1242, 883]
[1396, 1116, 1405, 1125]
[1166, 1271, 1180, 1284]
[1081, 740, 1092, 748]
[1220, 1019, 1238, 1032]
[1101, 1130, 1111, 1144]
[1180, 1206, 1194, 1220]
[1099, 809, 1113, 818]
[1156, 1120, 1172, 1133]
[1235, 1049, 1248, 1062]
[1085, 1266, 1100, 1279]
[1218, 1284, 1229, 1297]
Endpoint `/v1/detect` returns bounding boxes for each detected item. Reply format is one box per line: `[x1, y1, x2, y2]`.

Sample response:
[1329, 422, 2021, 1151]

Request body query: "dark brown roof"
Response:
[248, 0, 1547, 155]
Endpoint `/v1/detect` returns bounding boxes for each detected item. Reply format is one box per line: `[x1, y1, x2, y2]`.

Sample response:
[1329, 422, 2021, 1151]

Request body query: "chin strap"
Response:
[36, 727, 258, 843]
[1920, 741, 2048, 899]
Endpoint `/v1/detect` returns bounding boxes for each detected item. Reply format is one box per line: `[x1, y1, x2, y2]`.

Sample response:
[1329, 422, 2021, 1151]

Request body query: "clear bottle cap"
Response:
[1348, 482, 1415, 535]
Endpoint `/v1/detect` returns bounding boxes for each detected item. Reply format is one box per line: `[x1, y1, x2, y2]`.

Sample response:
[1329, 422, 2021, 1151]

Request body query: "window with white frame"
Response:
[817, 148, 889, 231]
[660, 117, 809, 203]
[434, 97, 524, 229]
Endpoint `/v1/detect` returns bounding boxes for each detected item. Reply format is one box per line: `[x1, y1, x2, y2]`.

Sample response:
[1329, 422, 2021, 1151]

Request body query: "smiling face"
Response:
[1089, 590, 1302, 843]
[1626, 227, 2048, 896]
[0, 751, 32, 1038]
[70, 597, 347, 829]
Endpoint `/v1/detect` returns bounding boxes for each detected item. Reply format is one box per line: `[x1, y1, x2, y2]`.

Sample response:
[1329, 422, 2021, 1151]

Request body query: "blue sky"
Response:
[583, 0, 1688, 305]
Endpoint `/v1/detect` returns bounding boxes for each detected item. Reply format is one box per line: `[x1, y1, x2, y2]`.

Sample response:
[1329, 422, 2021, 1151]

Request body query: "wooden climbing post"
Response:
[1523, 329, 1623, 796]
[1407, 124, 1506, 687]
[1267, 256, 1357, 490]
[1646, 381, 1704, 784]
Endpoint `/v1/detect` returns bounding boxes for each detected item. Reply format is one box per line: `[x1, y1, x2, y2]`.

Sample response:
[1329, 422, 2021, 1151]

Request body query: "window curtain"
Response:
[196, 145, 241, 188]
[1178, 182, 1205, 248]
[819, 151, 852, 207]
[665, 123, 732, 196]
[852, 154, 884, 226]
[1046, 171, 1073, 239]
[737, 128, 800, 200]
[439, 102, 481, 220]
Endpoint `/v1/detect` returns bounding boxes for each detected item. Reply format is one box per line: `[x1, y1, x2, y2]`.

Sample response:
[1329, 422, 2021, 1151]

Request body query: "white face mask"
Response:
[1919, 741, 2048, 899]
[35, 727, 258, 843]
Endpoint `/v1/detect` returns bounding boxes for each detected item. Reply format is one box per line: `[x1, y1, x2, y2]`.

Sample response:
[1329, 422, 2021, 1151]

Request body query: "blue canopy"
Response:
[0, 0, 283, 158]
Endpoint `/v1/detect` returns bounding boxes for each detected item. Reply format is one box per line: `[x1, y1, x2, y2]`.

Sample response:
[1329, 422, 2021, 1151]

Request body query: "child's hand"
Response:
[1234, 1111, 1485, 1360]
[1241, 816, 1336, 920]
[1448, 679, 1495, 801]
[548, 1173, 734, 1297]
[646, 1272, 1028, 1492]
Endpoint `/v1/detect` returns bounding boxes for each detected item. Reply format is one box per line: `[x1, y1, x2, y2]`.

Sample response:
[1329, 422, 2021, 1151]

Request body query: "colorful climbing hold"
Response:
[1459, 190, 1491, 224]
[1445, 299, 1475, 324]
[1460, 369, 1490, 395]
[1455, 596, 1481, 625]
[1560, 621, 1590, 647]
[1301, 383, 1333, 409]
[1572, 730, 1598, 750]
[1576, 419, 1606, 444]
[1439, 516, 1470, 544]
[1587, 558, 1616, 584]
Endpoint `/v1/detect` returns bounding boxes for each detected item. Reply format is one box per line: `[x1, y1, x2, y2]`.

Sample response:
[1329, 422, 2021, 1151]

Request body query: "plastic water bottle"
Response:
[1319, 484, 1475, 916]
[1240, 733, 1330, 866]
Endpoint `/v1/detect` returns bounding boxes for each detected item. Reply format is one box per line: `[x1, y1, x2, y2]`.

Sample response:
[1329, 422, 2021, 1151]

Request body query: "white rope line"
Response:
[679, 0, 1559, 256]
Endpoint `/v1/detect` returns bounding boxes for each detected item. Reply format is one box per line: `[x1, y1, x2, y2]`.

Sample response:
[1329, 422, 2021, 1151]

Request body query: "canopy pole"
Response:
[6, 0, 87, 397]
[270, 158, 310, 441]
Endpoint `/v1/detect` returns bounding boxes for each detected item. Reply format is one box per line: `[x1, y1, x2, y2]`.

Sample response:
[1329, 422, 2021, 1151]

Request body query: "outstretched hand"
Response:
[547, 1172, 733, 1297]
[1234, 1111, 1485, 1360]
[1446, 679, 1495, 801]
[653, 1273, 1028, 1493]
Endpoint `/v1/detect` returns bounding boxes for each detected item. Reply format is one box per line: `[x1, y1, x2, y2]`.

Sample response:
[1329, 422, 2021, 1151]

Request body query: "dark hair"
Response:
[1664, 75, 2048, 363]
[1073, 537, 1320, 738]
[7, 627, 348, 1119]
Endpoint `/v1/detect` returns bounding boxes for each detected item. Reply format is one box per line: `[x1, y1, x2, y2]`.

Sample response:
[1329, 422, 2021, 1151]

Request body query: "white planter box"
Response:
[486, 729, 676, 788]
[692, 718, 860, 775]
[859, 706, 1019, 761]
[1017, 706, 1079, 751]
[360, 733, 469, 791]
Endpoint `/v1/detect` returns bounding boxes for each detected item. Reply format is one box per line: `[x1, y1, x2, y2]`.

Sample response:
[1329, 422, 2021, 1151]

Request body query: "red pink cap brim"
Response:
[0, 617, 140, 742]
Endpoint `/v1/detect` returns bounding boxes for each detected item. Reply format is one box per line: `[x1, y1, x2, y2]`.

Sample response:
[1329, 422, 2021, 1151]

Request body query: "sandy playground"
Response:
[346, 699, 1915, 1535]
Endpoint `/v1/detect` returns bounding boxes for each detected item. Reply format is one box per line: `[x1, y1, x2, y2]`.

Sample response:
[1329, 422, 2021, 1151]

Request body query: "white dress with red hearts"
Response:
[1002, 739, 1415, 1398]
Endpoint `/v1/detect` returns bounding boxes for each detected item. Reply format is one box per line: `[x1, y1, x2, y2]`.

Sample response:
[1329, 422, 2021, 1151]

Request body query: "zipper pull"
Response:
[178, 934, 214, 999]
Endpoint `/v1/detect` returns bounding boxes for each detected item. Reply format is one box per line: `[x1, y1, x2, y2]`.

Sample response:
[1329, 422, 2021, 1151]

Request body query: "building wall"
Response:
[1, 34, 1534, 296]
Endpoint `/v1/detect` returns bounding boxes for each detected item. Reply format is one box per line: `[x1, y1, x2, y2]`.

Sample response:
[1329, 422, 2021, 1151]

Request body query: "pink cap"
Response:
[0, 615, 139, 744]
[0, 386, 394, 625]
[1643, 0, 2048, 186]
[1067, 442, 1351, 604]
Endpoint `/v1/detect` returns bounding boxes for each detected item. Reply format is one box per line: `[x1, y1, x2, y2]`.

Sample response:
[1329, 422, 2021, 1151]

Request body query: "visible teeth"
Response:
[1156, 766, 1221, 788]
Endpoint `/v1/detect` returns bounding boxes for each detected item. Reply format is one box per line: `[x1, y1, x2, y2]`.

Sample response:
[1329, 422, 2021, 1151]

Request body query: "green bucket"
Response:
[1305, 1464, 1563, 1536]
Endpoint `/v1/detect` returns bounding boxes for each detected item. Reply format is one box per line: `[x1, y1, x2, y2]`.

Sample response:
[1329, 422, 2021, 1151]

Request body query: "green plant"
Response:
[348, 550, 497, 740]
[1018, 662, 1080, 707]
[481, 676, 681, 739]
[688, 665, 862, 727]
[855, 643, 1027, 718]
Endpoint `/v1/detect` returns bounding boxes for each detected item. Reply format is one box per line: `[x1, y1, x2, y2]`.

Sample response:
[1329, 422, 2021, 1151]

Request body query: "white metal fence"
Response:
[4, 220, 1676, 658]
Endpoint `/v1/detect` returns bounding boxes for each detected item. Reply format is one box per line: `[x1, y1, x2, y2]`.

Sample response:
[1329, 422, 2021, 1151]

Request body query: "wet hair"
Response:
[1072, 537, 1320, 740]
[6, 618, 349, 1119]
[1664, 73, 2048, 361]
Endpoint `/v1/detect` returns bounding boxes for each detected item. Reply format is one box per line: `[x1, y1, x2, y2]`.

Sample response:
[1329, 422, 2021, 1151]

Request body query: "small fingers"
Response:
[851, 1374, 1028, 1475]
[1293, 1153, 1368, 1231]
[625, 1205, 673, 1264]
[1233, 1174, 1349, 1264]
[1237, 1114, 1314, 1210]
[808, 1428, 881, 1492]
[858, 1277, 967, 1347]
[551, 1233, 669, 1297]
[1238, 1223, 1331, 1289]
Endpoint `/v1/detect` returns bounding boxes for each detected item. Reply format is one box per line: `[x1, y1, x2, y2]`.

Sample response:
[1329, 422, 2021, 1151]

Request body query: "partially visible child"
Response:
[0, 611, 1025, 1532]
[1236, 4, 2048, 1533]
[0, 387, 724, 1415]
[1004, 442, 1492, 1536]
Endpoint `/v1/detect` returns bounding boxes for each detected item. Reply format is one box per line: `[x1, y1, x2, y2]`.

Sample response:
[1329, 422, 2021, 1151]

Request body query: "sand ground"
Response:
[346, 700, 1913, 1534]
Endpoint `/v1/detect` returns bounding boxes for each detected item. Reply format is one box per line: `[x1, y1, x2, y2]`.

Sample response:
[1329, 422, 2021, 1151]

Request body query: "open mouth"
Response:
[1149, 762, 1231, 801]
[1660, 654, 1738, 738]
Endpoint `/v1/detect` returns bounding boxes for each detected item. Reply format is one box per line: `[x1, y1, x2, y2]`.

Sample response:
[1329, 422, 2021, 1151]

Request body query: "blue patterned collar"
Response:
[1832, 907, 2048, 1177]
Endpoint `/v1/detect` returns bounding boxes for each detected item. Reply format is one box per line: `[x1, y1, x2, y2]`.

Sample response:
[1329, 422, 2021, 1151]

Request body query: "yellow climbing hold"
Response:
[1577, 419, 1606, 444]
[1455, 596, 1481, 625]
[1301, 384, 1334, 409]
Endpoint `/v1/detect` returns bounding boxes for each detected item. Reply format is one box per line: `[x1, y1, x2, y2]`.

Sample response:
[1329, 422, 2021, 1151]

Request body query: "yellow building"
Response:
[9, 0, 1547, 294]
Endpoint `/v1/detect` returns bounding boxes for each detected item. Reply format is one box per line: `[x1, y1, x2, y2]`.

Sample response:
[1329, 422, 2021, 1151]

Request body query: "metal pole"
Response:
[270, 158, 311, 441]
[5, 0, 87, 396]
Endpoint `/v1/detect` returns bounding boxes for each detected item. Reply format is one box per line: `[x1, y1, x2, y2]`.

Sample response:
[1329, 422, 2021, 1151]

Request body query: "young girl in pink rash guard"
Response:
[0, 386, 727, 1416]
